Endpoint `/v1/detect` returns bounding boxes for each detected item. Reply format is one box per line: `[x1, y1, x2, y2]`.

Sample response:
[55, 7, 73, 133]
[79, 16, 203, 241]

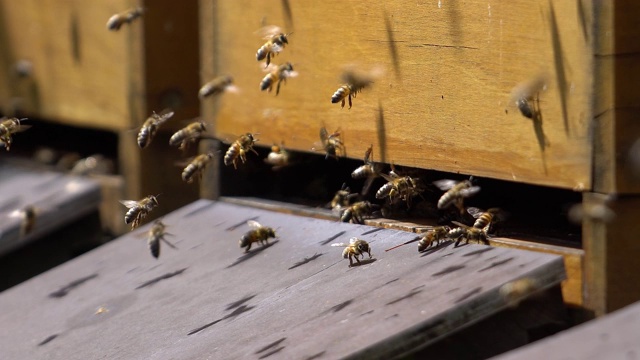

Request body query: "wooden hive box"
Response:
[199, 0, 640, 317]
[0, 0, 201, 230]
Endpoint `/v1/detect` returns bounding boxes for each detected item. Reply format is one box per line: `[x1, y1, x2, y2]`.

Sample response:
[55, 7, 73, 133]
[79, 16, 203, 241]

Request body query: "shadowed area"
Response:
[432, 265, 465, 277]
[225, 216, 259, 231]
[226, 240, 279, 268]
[187, 304, 255, 335]
[319, 231, 346, 245]
[386, 285, 425, 305]
[479, 258, 514, 272]
[135, 268, 187, 289]
[48, 274, 98, 298]
[288, 253, 323, 270]
[454, 287, 483, 303]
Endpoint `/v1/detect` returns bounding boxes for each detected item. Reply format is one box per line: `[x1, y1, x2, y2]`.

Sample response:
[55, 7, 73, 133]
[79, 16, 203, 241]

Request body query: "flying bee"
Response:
[224, 133, 259, 169]
[329, 183, 358, 212]
[255, 25, 291, 67]
[499, 278, 542, 308]
[147, 220, 177, 259]
[264, 142, 290, 170]
[418, 226, 451, 252]
[260, 62, 297, 96]
[331, 66, 380, 109]
[137, 109, 174, 149]
[467, 207, 507, 233]
[120, 195, 159, 230]
[351, 145, 383, 195]
[8, 205, 38, 238]
[106, 7, 144, 31]
[240, 220, 277, 253]
[433, 177, 481, 214]
[448, 221, 489, 247]
[567, 195, 616, 224]
[0, 117, 29, 151]
[198, 75, 236, 99]
[331, 237, 373, 267]
[510, 74, 547, 120]
[340, 201, 380, 225]
[169, 121, 207, 150]
[313, 127, 345, 160]
[376, 165, 424, 207]
[181, 152, 215, 183]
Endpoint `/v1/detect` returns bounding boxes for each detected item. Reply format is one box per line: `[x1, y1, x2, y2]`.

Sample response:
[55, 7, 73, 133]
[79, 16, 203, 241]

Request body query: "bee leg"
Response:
[348, 94, 353, 109]
[348, 254, 354, 267]
[266, 53, 271, 67]
[276, 80, 281, 96]
[249, 147, 259, 156]
[341, 99, 346, 109]
[354, 254, 361, 265]
[245, 242, 252, 253]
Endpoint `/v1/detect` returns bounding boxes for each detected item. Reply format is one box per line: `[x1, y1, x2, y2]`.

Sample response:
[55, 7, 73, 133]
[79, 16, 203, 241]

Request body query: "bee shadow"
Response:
[350, 258, 377, 267]
[420, 241, 453, 257]
[226, 240, 280, 269]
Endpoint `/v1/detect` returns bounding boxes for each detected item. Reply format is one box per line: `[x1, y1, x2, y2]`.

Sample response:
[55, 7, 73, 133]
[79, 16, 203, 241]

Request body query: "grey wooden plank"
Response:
[0, 161, 101, 255]
[0, 200, 565, 360]
[492, 300, 640, 360]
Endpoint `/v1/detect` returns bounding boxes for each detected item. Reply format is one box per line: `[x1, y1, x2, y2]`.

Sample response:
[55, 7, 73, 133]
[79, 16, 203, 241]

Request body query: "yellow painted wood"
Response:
[202, 0, 594, 190]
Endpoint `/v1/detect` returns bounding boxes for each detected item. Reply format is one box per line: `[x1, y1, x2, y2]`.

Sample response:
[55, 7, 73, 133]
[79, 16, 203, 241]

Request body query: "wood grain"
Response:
[202, 0, 593, 190]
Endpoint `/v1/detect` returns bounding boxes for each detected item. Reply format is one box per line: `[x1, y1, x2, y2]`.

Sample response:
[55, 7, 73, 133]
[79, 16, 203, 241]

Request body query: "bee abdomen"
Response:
[149, 238, 160, 258]
[473, 213, 492, 229]
[224, 145, 238, 166]
[516, 98, 534, 119]
[437, 192, 454, 209]
[260, 74, 274, 91]
[331, 86, 349, 103]
[169, 131, 185, 147]
[124, 208, 140, 224]
[351, 165, 373, 179]
[376, 183, 393, 199]
[137, 127, 151, 148]
[182, 164, 197, 182]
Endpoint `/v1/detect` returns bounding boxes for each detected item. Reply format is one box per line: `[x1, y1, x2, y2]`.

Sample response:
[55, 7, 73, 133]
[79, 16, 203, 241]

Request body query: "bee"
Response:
[182, 152, 215, 183]
[510, 75, 547, 120]
[106, 7, 144, 31]
[467, 207, 506, 233]
[417, 226, 451, 252]
[340, 201, 380, 225]
[169, 121, 207, 150]
[240, 220, 277, 253]
[447, 221, 489, 247]
[224, 133, 259, 169]
[9, 205, 38, 238]
[137, 109, 174, 149]
[329, 183, 358, 212]
[198, 75, 235, 99]
[0, 117, 29, 151]
[146, 220, 177, 259]
[567, 196, 616, 224]
[352, 145, 382, 195]
[331, 237, 373, 267]
[331, 67, 377, 109]
[255, 26, 291, 67]
[264, 142, 290, 170]
[120, 195, 159, 230]
[376, 166, 424, 207]
[313, 127, 345, 160]
[260, 62, 297, 96]
[433, 177, 481, 214]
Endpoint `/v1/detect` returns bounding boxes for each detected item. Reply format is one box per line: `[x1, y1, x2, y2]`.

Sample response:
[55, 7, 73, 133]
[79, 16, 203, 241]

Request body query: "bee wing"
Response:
[283, 69, 298, 78]
[263, 63, 279, 73]
[119, 200, 140, 209]
[510, 74, 548, 103]
[380, 172, 399, 182]
[330, 243, 348, 247]
[319, 127, 328, 143]
[349, 237, 358, 244]
[364, 145, 373, 163]
[154, 109, 175, 123]
[271, 43, 284, 53]
[247, 220, 262, 229]
[459, 186, 481, 197]
[466, 207, 485, 219]
[433, 179, 458, 191]
[256, 25, 283, 39]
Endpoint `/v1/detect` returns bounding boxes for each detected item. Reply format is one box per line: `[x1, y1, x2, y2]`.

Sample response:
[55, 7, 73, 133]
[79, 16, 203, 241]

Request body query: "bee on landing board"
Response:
[312, 127, 345, 160]
[260, 62, 297, 96]
[181, 152, 215, 183]
[417, 226, 451, 252]
[447, 221, 489, 247]
[340, 201, 380, 225]
[0, 117, 30, 151]
[255, 25, 291, 67]
[107, 7, 144, 31]
[137, 109, 174, 149]
[331, 237, 373, 267]
[376, 165, 425, 207]
[328, 183, 358, 213]
[240, 220, 277, 253]
[351, 145, 383, 195]
[264, 142, 290, 170]
[433, 177, 481, 214]
[198, 75, 236, 99]
[467, 207, 507, 233]
[120, 195, 159, 230]
[224, 133, 259, 169]
[169, 121, 207, 151]
[147, 220, 177, 259]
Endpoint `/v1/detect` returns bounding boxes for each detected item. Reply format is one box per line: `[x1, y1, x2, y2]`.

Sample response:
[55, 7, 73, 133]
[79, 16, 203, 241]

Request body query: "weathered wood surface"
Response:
[202, 0, 593, 190]
[0, 200, 565, 359]
[492, 299, 640, 360]
[0, 160, 101, 255]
